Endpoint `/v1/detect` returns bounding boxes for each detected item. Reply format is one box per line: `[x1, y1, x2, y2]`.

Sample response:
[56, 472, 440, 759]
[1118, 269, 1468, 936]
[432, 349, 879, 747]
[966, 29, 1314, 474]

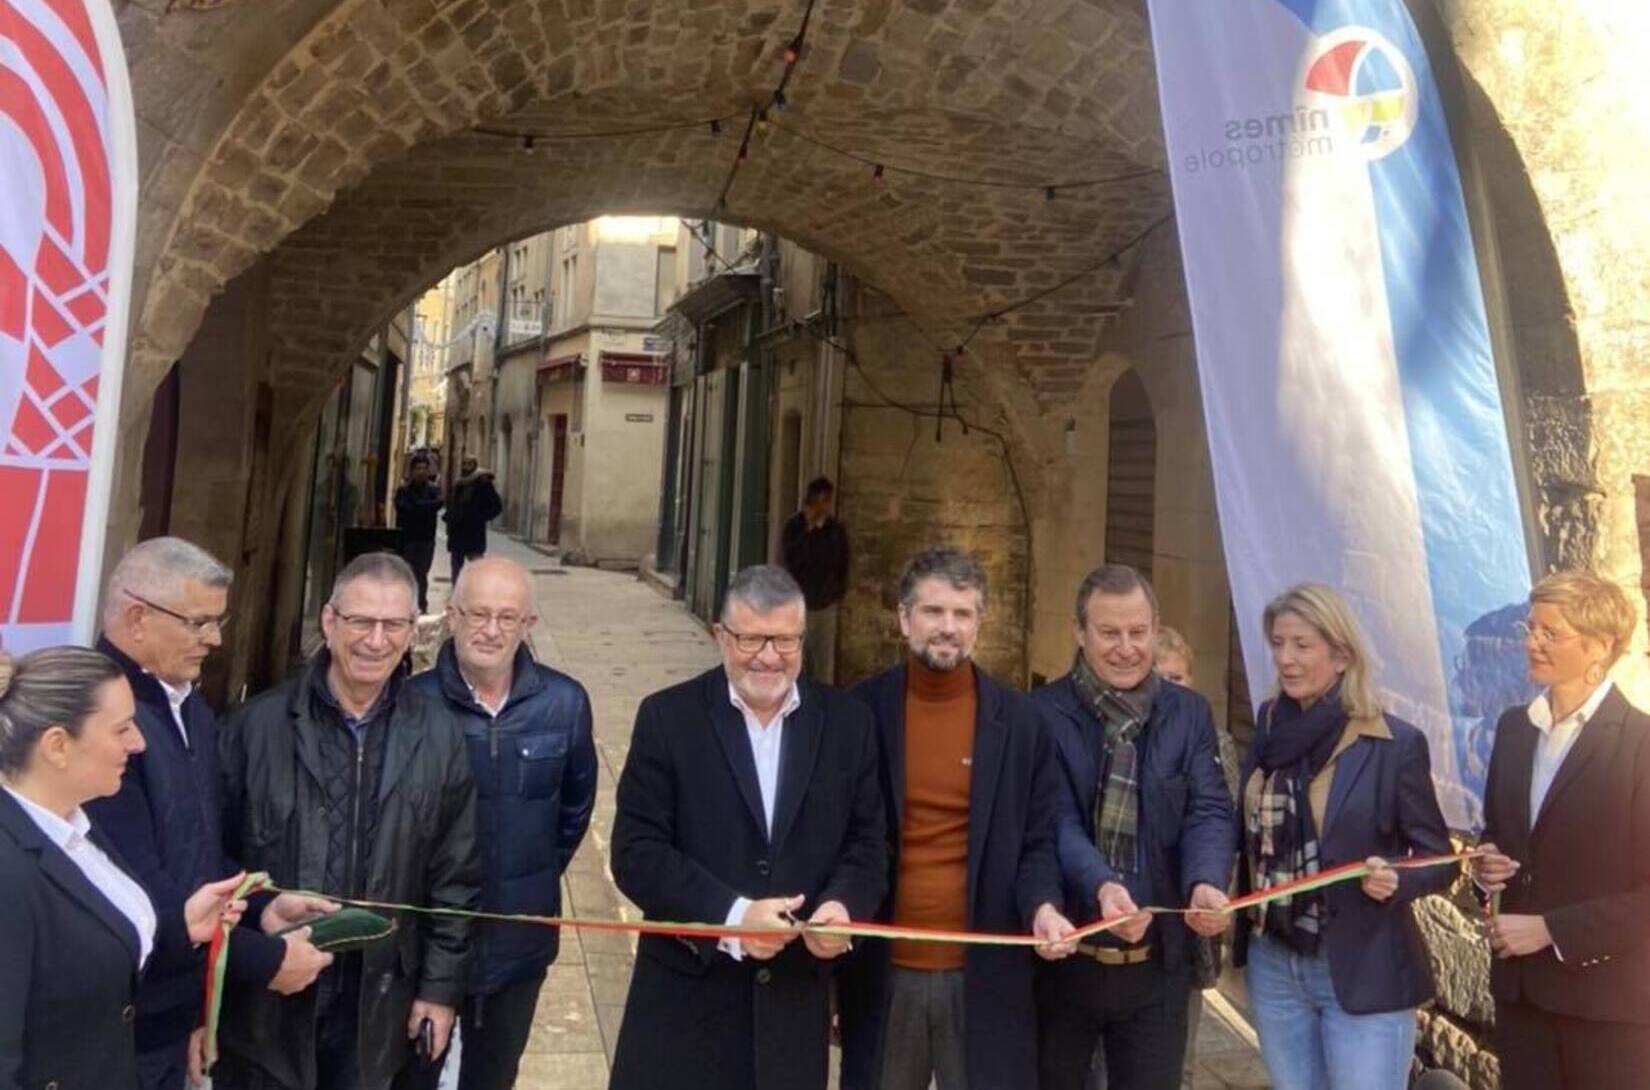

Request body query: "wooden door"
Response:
[1104, 370, 1156, 578]
[546, 414, 568, 546]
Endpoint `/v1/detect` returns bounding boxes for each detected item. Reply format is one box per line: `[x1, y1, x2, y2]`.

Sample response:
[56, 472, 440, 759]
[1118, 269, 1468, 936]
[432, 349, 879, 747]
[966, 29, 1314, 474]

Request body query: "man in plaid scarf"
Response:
[1030, 565, 1236, 1090]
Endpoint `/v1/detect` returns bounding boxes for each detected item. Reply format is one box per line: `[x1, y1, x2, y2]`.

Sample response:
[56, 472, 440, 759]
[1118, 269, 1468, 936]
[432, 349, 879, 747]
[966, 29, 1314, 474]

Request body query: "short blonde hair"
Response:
[1262, 583, 1383, 720]
[1530, 571, 1638, 667]
[1154, 626, 1193, 666]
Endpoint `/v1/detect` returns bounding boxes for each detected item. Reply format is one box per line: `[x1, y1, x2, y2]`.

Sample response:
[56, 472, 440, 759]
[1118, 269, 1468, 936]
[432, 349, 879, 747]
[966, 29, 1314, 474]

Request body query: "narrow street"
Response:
[427, 535, 1269, 1090]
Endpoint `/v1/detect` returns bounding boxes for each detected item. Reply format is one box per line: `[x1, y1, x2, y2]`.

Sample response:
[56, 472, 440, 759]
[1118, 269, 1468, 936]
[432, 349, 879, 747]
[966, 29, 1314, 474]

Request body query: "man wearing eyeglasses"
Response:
[88, 537, 338, 1090]
[402, 555, 597, 1090]
[215, 551, 480, 1090]
[608, 564, 888, 1090]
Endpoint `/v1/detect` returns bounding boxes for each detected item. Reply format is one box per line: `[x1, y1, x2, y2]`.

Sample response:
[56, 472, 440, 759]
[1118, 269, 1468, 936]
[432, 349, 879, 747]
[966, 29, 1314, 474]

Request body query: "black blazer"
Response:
[0, 789, 189, 1090]
[608, 668, 887, 1090]
[1481, 686, 1650, 1023]
[1233, 709, 1453, 1014]
[837, 664, 1064, 1090]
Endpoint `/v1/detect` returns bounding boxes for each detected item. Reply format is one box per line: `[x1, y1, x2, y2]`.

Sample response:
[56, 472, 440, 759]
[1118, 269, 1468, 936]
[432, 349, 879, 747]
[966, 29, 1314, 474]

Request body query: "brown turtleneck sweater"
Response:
[891, 655, 977, 970]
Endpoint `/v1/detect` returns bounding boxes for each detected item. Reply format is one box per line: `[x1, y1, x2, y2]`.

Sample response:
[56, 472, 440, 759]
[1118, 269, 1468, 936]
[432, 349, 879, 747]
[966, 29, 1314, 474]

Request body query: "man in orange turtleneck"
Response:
[838, 547, 1076, 1090]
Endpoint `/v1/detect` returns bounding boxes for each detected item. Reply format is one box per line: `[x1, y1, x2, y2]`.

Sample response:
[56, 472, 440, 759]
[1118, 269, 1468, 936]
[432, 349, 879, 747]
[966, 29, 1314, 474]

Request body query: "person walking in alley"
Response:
[838, 546, 1075, 1090]
[214, 552, 480, 1090]
[608, 564, 888, 1090]
[394, 454, 444, 613]
[781, 476, 850, 684]
[1030, 567, 1235, 1090]
[85, 537, 335, 1090]
[444, 457, 502, 587]
[406, 556, 598, 1090]
[1473, 572, 1650, 1090]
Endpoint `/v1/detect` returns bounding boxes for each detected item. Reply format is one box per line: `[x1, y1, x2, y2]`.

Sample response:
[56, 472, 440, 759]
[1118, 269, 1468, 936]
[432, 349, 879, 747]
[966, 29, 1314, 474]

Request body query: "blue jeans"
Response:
[1245, 934, 1415, 1090]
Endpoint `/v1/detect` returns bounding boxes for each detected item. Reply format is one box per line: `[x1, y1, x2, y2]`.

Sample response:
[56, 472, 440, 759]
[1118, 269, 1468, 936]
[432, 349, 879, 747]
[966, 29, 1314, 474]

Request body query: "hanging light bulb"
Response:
[755, 108, 770, 133]
[710, 119, 722, 137]
[522, 134, 536, 154]
[1045, 185, 1057, 201]
[872, 163, 885, 184]
[783, 36, 803, 65]
[773, 90, 788, 112]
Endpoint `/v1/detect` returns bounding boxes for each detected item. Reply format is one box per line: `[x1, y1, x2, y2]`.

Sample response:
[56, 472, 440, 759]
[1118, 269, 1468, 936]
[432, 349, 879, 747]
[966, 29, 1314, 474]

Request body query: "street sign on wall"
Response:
[0, 0, 136, 651]
[1146, 0, 1534, 828]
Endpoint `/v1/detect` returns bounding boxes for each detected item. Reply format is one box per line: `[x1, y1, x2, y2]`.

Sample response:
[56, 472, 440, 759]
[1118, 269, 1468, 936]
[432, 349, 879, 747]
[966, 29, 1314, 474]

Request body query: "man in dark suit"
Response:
[85, 537, 333, 1090]
[1031, 565, 1234, 1090]
[838, 546, 1073, 1090]
[609, 564, 888, 1090]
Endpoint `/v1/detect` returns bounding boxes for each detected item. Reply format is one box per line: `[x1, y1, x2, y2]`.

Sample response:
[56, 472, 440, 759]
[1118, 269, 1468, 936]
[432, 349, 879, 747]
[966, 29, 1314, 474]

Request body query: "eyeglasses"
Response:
[1514, 620, 1582, 649]
[331, 610, 417, 638]
[451, 607, 531, 634]
[125, 590, 229, 636]
[719, 627, 803, 655]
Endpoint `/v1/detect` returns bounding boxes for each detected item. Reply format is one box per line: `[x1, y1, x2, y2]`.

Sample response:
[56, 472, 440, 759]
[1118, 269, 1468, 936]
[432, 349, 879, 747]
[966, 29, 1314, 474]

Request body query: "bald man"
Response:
[406, 557, 598, 1090]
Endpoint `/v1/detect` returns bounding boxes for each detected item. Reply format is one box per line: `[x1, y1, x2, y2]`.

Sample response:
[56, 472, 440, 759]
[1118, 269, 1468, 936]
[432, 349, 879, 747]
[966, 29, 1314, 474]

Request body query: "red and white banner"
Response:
[0, 0, 135, 651]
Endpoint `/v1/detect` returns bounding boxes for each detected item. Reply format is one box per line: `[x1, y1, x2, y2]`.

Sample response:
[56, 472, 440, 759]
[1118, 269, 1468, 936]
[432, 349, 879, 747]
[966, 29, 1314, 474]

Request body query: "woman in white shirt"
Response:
[1473, 571, 1650, 1090]
[0, 646, 245, 1090]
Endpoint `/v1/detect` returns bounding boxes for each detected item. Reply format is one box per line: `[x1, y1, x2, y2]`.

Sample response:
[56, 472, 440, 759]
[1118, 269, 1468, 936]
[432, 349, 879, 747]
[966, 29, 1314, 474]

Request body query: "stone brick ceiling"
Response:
[124, 0, 1174, 420]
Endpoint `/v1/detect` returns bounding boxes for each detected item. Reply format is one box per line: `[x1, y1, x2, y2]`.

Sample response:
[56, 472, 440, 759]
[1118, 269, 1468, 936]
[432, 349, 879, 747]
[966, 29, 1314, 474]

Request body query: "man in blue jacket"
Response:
[86, 537, 335, 1090]
[409, 555, 598, 1090]
[1030, 564, 1235, 1090]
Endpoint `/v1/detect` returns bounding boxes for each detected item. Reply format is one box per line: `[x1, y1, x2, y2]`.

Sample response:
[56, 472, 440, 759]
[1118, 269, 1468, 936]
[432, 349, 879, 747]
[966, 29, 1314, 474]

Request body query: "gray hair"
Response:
[1075, 564, 1159, 625]
[104, 536, 233, 623]
[720, 565, 805, 623]
[329, 551, 418, 607]
[0, 647, 123, 775]
[898, 547, 988, 612]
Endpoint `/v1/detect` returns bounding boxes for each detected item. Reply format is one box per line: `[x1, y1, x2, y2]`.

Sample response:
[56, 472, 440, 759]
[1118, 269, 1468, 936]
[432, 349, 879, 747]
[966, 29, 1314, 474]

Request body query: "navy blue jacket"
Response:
[84, 637, 283, 1047]
[1232, 705, 1452, 1014]
[1032, 674, 1236, 972]
[837, 664, 1065, 1090]
[411, 640, 598, 995]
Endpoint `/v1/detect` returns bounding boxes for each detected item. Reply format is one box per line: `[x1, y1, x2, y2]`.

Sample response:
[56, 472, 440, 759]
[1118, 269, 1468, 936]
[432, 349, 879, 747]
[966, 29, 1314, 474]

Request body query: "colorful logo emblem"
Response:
[1302, 27, 1418, 160]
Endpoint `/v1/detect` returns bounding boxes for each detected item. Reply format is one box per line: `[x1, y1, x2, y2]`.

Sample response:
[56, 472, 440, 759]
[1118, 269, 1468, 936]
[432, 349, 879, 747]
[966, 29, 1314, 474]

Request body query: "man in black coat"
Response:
[85, 537, 334, 1090]
[394, 454, 444, 613]
[780, 476, 850, 684]
[215, 552, 480, 1090]
[609, 564, 888, 1090]
[444, 457, 502, 586]
[838, 546, 1074, 1090]
[406, 556, 598, 1090]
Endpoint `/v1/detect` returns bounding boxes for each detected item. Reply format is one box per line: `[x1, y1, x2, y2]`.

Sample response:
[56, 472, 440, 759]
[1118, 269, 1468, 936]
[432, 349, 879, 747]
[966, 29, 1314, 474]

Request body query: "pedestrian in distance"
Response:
[405, 556, 598, 1090]
[444, 457, 502, 587]
[1217, 583, 1452, 1090]
[214, 552, 481, 1090]
[394, 454, 444, 614]
[1031, 566, 1234, 1090]
[608, 564, 888, 1090]
[838, 546, 1074, 1090]
[780, 476, 850, 685]
[1473, 571, 1650, 1090]
[85, 537, 336, 1090]
[0, 647, 248, 1090]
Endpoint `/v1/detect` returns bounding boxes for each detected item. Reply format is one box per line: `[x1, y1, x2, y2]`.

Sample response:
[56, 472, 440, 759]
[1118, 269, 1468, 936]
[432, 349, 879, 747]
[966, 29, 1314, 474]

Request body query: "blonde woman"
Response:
[1201, 584, 1451, 1090]
[1472, 572, 1650, 1090]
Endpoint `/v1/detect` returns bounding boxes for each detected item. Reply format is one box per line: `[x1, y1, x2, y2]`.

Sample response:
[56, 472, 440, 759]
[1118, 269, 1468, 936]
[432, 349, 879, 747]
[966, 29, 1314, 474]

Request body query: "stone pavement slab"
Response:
[428, 536, 1270, 1088]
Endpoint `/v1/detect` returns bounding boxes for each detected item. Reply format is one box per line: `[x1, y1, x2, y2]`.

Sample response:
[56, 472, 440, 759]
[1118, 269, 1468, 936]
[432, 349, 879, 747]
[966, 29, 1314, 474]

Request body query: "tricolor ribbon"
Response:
[201, 850, 1475, 1070]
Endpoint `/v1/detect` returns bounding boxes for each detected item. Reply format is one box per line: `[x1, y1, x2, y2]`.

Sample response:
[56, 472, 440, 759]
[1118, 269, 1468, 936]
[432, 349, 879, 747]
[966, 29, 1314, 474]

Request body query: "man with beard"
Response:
[1030, 564, 1234, 1090]
[838, 546, 1074, 1090]
[609, 564, 887, 1090]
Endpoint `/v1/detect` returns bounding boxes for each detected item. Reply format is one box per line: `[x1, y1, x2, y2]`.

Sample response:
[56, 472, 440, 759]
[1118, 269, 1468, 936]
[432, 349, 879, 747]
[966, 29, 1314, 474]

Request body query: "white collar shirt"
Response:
[156, 677, 193, 747]
[464, 675, 508, 719]
[1527, 678, 1614, 830]
[4, 786, 157, 968]
[725, 680, 802, 837]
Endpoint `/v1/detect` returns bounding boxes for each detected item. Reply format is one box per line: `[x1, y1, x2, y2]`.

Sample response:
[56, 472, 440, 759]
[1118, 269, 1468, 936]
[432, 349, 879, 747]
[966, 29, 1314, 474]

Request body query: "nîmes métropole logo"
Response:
[1182, 27, 1418, 174]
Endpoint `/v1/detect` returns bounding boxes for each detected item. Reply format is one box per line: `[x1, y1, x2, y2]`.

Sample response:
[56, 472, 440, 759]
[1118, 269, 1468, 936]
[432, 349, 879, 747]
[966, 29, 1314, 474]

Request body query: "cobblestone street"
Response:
[425, 535, 1270, 1090]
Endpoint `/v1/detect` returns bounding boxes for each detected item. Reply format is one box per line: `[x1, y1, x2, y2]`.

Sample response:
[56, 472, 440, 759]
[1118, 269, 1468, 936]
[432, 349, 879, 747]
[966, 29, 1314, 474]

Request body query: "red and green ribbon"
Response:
[200, 850, 1474, 1071]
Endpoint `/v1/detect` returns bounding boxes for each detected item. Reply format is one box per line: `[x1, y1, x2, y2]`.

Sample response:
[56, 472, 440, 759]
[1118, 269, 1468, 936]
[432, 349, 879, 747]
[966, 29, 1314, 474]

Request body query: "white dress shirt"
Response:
[157, 677, 192, 747]
[1527, 679, 1613, 829]
[719, 681, 803, 960]
[5, 785, 158, 968]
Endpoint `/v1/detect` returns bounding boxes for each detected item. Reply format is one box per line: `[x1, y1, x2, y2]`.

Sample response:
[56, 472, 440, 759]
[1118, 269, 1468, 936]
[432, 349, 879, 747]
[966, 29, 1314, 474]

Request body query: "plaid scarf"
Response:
[1070, 653, 1157, 876]
[1246, 689, 1346, 954]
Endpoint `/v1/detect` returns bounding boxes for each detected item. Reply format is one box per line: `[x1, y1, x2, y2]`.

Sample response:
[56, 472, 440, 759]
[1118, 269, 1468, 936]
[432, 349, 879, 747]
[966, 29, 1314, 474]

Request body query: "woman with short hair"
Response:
[1473, 571, 1650, 1090]
[1201, 583, 1452, 1090]
[0, 647, 246, 1090]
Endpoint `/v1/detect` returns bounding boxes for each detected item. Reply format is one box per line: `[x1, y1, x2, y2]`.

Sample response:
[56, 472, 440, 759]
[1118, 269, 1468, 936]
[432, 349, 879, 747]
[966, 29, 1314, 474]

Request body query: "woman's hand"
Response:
[1360, 856, 1399, 902]
[184, 872, 249, 946]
